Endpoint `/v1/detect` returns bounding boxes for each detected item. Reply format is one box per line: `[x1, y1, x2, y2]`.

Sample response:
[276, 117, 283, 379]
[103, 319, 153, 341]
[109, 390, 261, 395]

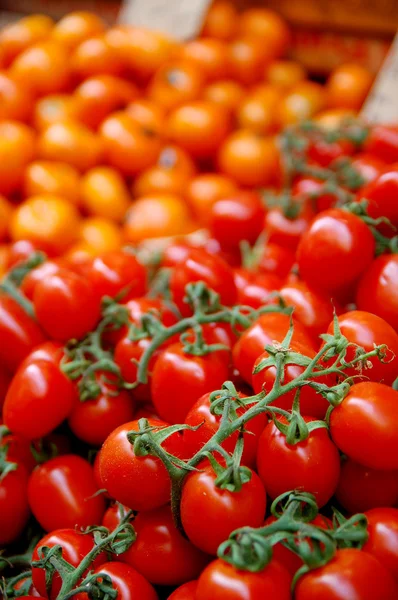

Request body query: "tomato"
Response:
[151, 341, 230, 424]
[24, 161, 81, 205]
[32, 529, 106, 599]
[0, 294, 46, 373]
[0, 462, 30, 545]
[181, 464, 266, 555]
[85, 251, 147, 302]
[364, 125, 398, 163]
[81, 167, 131, 222]
[239, 8, 289, 56]
[78, 217, 123, 255]
[186, 173, 238, 225]
[104, 504, 208, 585]
[99, 418, 182, 511]
[125, 98, 165, 133]
[363, 508, 398, 582]
[33, 94, 80, 131]
[292, 176, 337, 213]
[330, 382, 398, 470]
[326, 63, 373, 110]
[0, 365, 11, 411]
[0, 120, 36, 195]
[228, 37, 271, 85]
[38, 121, 102, 172]
[166, 101, 230, 159]
[257, 243, 295, 279]
[297, 208, 375, 297]
[52, 11, 105, 49]
[167, 580, 198, 599]
[277, 81, 325, 126]
[209, 191, 265, 250]
[68, 374, 136, 445]
[201, 1, 238, 40]
[3, 342, 76, 439]
[0, 72, 33, 121]
[309, 138, 355, 169]
[0, 14, 54, 65]
[0, 423, 36, 472]
[236, 91, 280, 135]
[76, 562, 158, 600]
[265, 60, 306, 91]
[295, 548, 398, 600]
[196, 558, 291, 600]
[203, 80, 244, 113]
[148, 61, 204, 113]
[71, 35, 123, 79]
[356, 254, 398, 331]
[335, 458, 398, 514]
[234, 269, 283, 309]
[358, 166, 398, 232]
[264, 203, 314, 251]
[232, 312, 316, 384]
[350, 152, 386, 184]
[11, 41, 70, 96]
[257, 417, 340, 508]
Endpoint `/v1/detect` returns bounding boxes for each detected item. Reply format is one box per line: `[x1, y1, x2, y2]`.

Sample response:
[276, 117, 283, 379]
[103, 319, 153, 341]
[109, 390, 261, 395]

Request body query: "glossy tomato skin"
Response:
[196, 558, 292, 600]
[181, 464, 266, 555]
[364, 125, 398, 163]
[111, 297, 178, 344]
[335, 458, 398, 514]
[76, 562, 158, 600]
[357, 166, 398, 232]
[0, 365, 11, 411]
[264, 204, 314, 250]
[169, 248, 237, 316]
[362, 508, 398, 582]
[105, 504, 209, 586]
[209, 191, 265, 250]
[296, 208, 375, 297]
[295, 548, 398, 600]
[324, 310, 398, 384]
[183, 392, 267, 467]
[257, 417, 340, 508]
[232, 312, 316, 384]
[234, 269, 283, 309]
[33, 268, 101, 342]
[114, 336, 162, 403]
[0, 463, 30, 545]
[32, 529, 106, 599]
[167, 581, 198, 599]
[99, 419, 182, 511]
[3, 342, 77, 439]
[28, 454, 105, 531]
[257, 243, 295, 279]
[356, 255, 398, 331]
[330, 382, 398, 470]
[20, 260, 63, 300]
[150, 342, 230, 424]
[0, 294, 46, 373]
[86, 251, 147, 302]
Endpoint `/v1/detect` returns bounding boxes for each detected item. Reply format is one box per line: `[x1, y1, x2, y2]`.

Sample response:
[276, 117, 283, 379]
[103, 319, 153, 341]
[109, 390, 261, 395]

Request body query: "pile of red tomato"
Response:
[1, 3, 398, 600]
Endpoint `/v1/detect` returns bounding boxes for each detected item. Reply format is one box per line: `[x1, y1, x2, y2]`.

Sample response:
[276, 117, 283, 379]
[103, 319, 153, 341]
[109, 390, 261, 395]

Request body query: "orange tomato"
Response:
[10, 195, 80, 254]
[326, 63, 373, 111]
[264, 60, 307, 91]
[81, 166, 131, 221]
[228, 37, 271, 85]
[79, 216, 122, 253]
[218, 129, 279, 187]
[237, 92, 280, 135]
[277, 81, 326, 126]
[0, 14, 53, 66]
[239, 8, 290, 58]
[123, 194, 193, 242]
[166, 101, 230, 159]
[74, 75, 138, 129]
[0, 121, 36, 195]
[125, 99, 165, 134]
[52, 11, 105, 50]
[148, 61, 204, 112]
[33, 94, 80, 130]
[71, 35, 123, 79]
[186, 173, 238, 225]
[179, 38, 230, 81]
[0, 72, 33, 121]
[100, 111, 163, 176]
[24, 160, 81, 205]
[314, 108, 357, 129]
[0, 196, 14, 242]
[201, 0, 238, 40]
[10, 41, 70, 96]
[203, 80, 245, 112]
[38, 121, 102, 172]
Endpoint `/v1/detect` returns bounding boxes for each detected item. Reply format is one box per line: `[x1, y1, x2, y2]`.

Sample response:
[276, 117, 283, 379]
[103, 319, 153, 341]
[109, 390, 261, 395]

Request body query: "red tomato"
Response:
[264, 204, 314, 250]
[330, 382, 398, 470]
[77, 562, 158, 600]
[297, 208, 375, 297]
[0, 423, 36, 472]
[364, 125, 398, 163]
[232, 312, 316, 384]
[20, 260, 63, 300]
[324, 310, 398, 384]
[32, 529, 106, 599]
[28, 454, 105, 531]
[0, 365, 11, 411]
[169, 248, 237, 316]
[252, 341, 330, 419]
[350, 152, 386, 185]
[86, 251, 147, 301]
[257, 242, 295, 278]
[257, 417, 340, 508]
[4, 342, 76, 439]
[358, 166, 398, 233]
[363, 508, 398, 582]
[113, 297, 178, 343]
[295, 548, 398, 600]
[181, 464, 266, 555]
[0, 294, 46, 373]
[0, 462, 30, 545]
[33, 268, 101, 342]
[105, 504, 209, 586]
[167, 581, 198, 599]
[68, 373, 136, 445]
[335, 458, 398, 514]
[99, 419, 182, 511]
[234, 268, 283, 309]
[184, 392, 267, 467]
[150, 341, 230, 424]
[308, 138, 354, 167]
[356, 255, 398, 331]
[196, 558, 292, 600]
[292, 176, 337, 212]
[209, 191, 265, 250]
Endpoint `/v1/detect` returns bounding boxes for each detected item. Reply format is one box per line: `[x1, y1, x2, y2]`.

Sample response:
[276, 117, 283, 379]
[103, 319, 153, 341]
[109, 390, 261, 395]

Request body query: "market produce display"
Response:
[0, 2, 397, 599]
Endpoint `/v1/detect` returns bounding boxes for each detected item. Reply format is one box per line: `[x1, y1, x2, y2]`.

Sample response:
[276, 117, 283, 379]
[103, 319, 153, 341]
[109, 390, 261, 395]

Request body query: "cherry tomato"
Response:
[228, 37, 271, 85]
[209, 191, 265, 250]
[0, 14, 54, 65]
[363, 508, 398, 582]
[148, 61, 204, 112]
[234, 269, 283, 309]
[265, 60, 306, 90]
[71, 35, 123, 79]
[186, 173, 238, 225]
[277, 81, 325, 126]
[364, 125, 398, 163]
[358, 166, 398, 234]
[38, 121, 102, 172]
[81, 166, 131, 222]
[203, 80, 244, 113]
[350, 152, 385, 184]
[295, 548, 398, 600]
[24, 161, 81, 205]
[85, 251, 147, 302]
[292, 176, 337, 212]
[0, 462, 30, 545]
[167, 580, 198, 599]
[239, 8, 290, 57]
[0, 365, 11, 411]
[0, 72, 33, 121]
[10, 41, 70, 96]
[52, 11, 105, 49]
[356, 254, 398, 331]
[257, 243, 295, 279]
[77, 562, 158, 600]
[201, 1, 238, 40]
[0, 120, 36, 195]
[257, 417, 340, 508]
[196, 558, 291, 600]
[99, 419, 182, 511]
[326, 63, 373, 111]
[181, 464, 266, 555]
